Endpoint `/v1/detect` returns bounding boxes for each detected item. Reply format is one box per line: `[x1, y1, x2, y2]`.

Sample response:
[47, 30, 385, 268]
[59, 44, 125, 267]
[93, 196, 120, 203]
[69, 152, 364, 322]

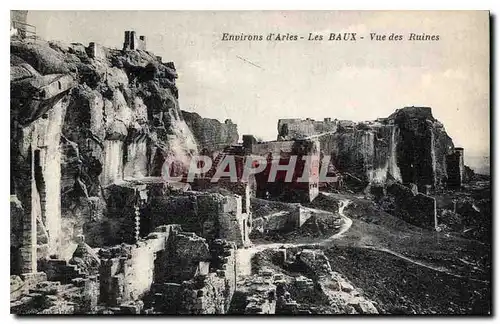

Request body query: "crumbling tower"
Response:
[446, 147, 465, 187]
[139, 35, 146, 49]
[123, 30, 147, 51]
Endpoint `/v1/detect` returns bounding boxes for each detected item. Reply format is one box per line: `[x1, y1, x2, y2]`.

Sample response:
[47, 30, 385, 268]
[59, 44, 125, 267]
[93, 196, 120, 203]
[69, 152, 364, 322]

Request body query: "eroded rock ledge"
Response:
[11, 36, 199, 267]
[277, 107, 457, 191]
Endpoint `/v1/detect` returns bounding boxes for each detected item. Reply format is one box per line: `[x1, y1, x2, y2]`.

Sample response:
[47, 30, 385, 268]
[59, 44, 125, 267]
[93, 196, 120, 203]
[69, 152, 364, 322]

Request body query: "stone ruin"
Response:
[10, 25, 479, 315]
[230, 249, 379, 315]
[11, 225, 238, 314]
[9, 30, 251, 314]
[276, 107, 470, 192]
[272, 106, 476, 229]
[123, 31, 147, 51]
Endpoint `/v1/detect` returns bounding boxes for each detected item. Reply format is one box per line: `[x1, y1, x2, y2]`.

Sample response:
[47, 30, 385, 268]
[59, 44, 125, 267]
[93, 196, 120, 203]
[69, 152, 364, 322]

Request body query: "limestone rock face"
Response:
[10, 38, 198, 265]
[280, 107, 454, 190]
[182, 110, 239, 154]
[320, 122, 400, 186]
[389, 107, 453, 189]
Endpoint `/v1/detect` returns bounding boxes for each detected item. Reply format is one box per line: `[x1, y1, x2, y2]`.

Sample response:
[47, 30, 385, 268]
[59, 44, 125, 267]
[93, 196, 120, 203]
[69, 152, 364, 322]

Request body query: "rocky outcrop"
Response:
[296, 249, 379, 314]
[235, 249, 379, 314]
[389, 107, 453, 190]
[10, 37, 198, 272]
[371, 183, 437, 229]
[278, 107, 455, 191]
[181, 111, 238, 154]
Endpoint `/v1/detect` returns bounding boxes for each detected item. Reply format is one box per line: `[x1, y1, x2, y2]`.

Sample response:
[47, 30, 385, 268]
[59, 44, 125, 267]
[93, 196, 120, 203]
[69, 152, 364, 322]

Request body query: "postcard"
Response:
[10, 10, 491, 315]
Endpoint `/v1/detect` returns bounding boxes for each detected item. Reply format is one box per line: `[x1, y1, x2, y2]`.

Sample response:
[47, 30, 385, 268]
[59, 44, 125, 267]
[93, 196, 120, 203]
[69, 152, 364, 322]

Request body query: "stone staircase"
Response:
[11, 276, 99, 314]
[205, 145, 244, 179]
[44, 259, 86, 284]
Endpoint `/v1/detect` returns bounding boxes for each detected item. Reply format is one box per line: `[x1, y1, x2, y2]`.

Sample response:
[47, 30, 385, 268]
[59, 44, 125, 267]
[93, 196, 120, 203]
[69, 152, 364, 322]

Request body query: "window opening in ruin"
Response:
[34, 149, 47, 225]
[152, 148, 165, 177]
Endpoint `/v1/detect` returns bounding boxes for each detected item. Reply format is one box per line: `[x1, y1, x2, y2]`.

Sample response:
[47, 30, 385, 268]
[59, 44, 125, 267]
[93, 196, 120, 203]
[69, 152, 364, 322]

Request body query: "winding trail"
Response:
[330, 200, 353, 239]
[235, 199, 352, 277]
[360, 246, 490, 284]
[236, 198, 489, 284]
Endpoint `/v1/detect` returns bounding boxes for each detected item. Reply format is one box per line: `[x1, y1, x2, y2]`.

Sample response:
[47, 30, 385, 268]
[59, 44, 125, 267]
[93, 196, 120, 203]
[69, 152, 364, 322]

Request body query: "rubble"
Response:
[373, 182, 437, 229]
[295, 249, 379, 314]
[10, 22, 489, 315]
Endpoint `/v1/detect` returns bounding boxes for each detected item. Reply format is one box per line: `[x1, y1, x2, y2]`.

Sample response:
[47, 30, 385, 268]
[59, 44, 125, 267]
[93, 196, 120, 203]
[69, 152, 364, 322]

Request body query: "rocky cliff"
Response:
[181, 111, 238, 154]
[11, 37, 198, 267]
[279, 107, 455, 190]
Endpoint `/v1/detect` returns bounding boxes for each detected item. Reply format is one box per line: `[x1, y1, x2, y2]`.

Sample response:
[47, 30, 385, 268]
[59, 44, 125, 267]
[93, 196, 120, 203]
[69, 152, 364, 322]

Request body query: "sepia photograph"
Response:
[9, 9, 491, 315]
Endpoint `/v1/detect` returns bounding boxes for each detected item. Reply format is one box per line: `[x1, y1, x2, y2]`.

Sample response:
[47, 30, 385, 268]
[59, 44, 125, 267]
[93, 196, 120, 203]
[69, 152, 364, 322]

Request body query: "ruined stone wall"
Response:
[278, 107, 455, 190]
[175, 240, 237, 314]
[86, 180, 178, 248]
[446, 148, 465, 187]
[177, 273, 228, 314]
[181, 111, 239, 153]
[11, 274, 100, 314]
[233, 269, 278, 314]
[160, 230, 212, 283]
[150, 191, 251, 247]
[250, 140, 295, 156]
[82, 184, 140, 247]
[277, 118, 337, 140]
[192, 178, 251, 214]
[245, 139, 320, 202]
[123, 31, 147, 51]
[88, 42, 106, 61]
[98, 225, 175, 306]
[12, 223, 238, 315]
[202, 194, 247, 248]
[250, 198, 301, 232]
[97, 224, 229, 312]
[250, 198, 327, 233]
[251, 211, 289, 233]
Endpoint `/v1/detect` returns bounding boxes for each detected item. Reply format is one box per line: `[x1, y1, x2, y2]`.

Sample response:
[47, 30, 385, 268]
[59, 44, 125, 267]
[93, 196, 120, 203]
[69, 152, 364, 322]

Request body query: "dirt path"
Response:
[358, 245, 490, 284]
[327, 199, 352, 239]
[235, 199, 353, 277]
[236, 197, 488, 284]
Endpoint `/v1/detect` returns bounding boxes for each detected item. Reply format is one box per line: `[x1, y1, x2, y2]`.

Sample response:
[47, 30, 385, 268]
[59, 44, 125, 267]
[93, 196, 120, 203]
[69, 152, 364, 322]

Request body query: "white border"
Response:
[2, 1, 497, 323]
[3, 0, 499, 10]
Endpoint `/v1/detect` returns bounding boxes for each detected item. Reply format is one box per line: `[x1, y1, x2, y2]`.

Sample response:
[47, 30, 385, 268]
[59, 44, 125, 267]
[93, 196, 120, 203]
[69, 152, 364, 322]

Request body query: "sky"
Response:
[27, 11, 490, 166]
